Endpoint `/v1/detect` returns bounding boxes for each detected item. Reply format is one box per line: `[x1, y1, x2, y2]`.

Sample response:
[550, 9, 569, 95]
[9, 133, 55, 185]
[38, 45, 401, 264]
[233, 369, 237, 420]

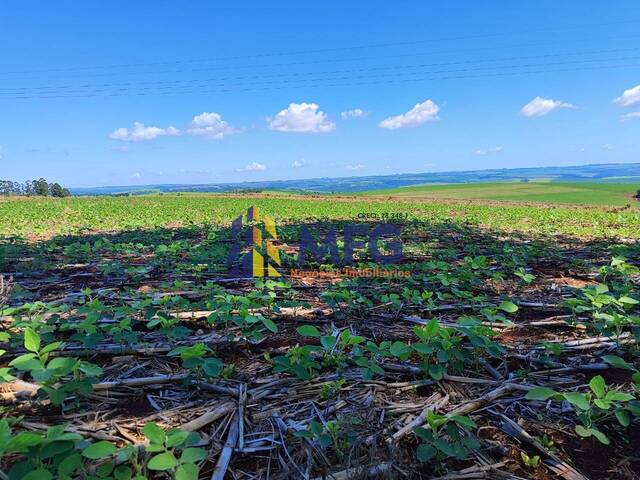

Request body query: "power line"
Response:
[1, 46, 637, 94]
[5, 34, 639, 83]
[4, 62, 639, 100]
[2, 18, 639, 77]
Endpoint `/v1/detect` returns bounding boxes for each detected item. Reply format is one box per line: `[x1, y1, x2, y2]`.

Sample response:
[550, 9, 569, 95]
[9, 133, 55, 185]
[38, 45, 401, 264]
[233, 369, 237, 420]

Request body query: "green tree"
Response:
[33, 178, 49, 196]
[49, 183, 67, 197]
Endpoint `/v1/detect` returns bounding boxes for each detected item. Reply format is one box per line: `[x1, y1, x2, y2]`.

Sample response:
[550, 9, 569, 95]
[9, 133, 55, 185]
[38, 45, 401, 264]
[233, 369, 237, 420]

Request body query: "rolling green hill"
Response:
[359, 182, 640, 206]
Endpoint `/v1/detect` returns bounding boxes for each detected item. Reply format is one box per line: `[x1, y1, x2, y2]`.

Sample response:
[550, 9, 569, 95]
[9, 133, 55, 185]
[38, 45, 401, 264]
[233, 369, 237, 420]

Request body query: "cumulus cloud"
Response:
[519, 96, 574, 118]
[291, 159, 306, 168]
[267, 102, 335, 133]
[378, 100, 440, 130]
[131, 172, 142, 179]
[346, 164, 365, 171]
[237, 162, 266, 172]
[601, 143, 614, 150]
[341, 108, 366, 119]
[474, 146, 503, 156]
[109, 122, 180, 142]
[621, 112, 640, 121]
[187, 112, 240, 139]
[614, 84, 640, 107]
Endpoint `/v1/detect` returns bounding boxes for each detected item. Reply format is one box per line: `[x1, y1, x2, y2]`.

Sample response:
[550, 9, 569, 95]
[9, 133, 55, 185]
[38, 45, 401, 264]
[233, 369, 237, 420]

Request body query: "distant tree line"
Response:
[0, 178, 71, 197]
[233, 188, 263, 194]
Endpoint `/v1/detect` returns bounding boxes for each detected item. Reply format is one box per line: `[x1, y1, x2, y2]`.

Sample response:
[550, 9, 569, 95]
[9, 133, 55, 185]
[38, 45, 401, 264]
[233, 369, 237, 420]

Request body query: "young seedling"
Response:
[142, 422, 207, 478]
[525, 375, 639, 445]
[413, 412, 480, 462]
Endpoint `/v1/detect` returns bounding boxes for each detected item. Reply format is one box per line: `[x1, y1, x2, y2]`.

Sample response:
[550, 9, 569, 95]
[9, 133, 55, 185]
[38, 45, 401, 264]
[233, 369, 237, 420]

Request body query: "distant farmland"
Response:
[359, 181, 640, 206]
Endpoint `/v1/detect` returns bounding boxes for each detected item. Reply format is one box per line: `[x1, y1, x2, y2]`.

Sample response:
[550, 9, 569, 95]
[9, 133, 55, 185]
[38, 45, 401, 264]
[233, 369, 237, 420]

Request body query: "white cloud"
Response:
[378, 100, 440, 130]
[341, 108, 366, 119]
[237, 162, 266, 172]
[474, 145, 503, 156]
[131, 172, 141, 179]
[186, 112, 240, 140]
[109, 122, 180, 142]
[614, 84, 640, 107]
[267, 102, 335, 133]
[346, 164, 365, 171]
[519, 96, 574, 118]
[601, 143, 614, 150]
[291, 159, 306, 168]
[621, 112, 640, 121]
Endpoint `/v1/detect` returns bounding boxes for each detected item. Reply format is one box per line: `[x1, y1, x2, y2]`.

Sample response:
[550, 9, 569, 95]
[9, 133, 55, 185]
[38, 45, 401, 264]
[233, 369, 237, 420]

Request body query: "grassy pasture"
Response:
[359, 181, 640, 206]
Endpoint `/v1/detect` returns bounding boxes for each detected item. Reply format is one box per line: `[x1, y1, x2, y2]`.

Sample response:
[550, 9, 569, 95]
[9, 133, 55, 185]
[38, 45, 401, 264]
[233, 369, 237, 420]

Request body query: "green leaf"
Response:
[594, 399, 612, 410]
[451, 415, 476, 429]
[413, 427, 434, 442]
[180, 447, 207, 464]
[309, 420, 323, 437]
[261, 317, 278, 333]
[595, 284, 609, 294]
[589, 428, 610, 445]
[143, 422, 165, 445]
[498, 301, 518, 314]
[9, 353, 39, 371]
[96, 461, 114, 477]
[320, 335, 337, 350]
[23, 328, 41, 353]
[602, 355, 635, 371]
[23, 469, 52, 480]
[166, 429, 190, 448]
[147, 452, 179, 470]
[296, 325, 321, 337]
[113, 466, 133, 480]
[82, 441, 116, 459]
[58, 453, 82, 476]
[564, 392, 590, 410]
[417, 443, 437, 462]
[424, 319, 439, 337]
[412, 343, 433, 355]
[389, 341, 412, 359]
[574, 425, 592, 438]
[40, 342, 63, 355]
[0, 367, 16, 382]
[203, 358, 223, 378]
[525, 387, 557, 401]
[176, 463, 199, 480]
[605, 391, 635, 402]
[615, 409, 631, 427]
[589, 375, 606, 398]
[619, 296, 639, 305]
[433, 438, 456, 456]
[79, 361, 103, 377]
[6, 432, 44, 452]
[428, 364, 444, 381]
[317, 433, 332, 449]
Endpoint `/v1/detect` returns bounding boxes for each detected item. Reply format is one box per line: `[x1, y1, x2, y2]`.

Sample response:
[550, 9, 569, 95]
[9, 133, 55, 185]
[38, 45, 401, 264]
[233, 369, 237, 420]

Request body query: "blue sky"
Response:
[1, 1, 639, 187]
